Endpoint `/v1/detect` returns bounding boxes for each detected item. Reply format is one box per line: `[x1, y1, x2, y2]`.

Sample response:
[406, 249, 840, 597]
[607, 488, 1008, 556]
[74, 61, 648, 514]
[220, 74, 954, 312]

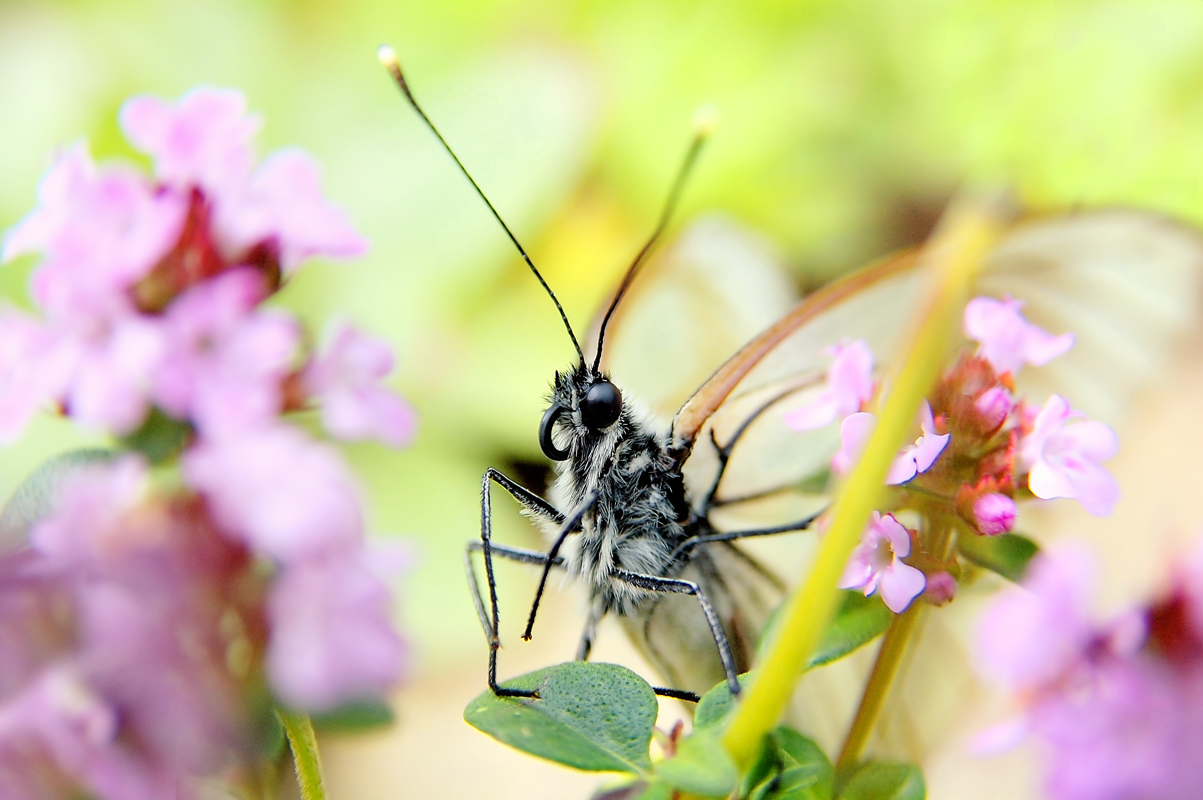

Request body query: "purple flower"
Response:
[784, 339, 874, 430]
[0, 459, 264, 799]
[304, 322, 416, 447]
[184, 424, 364, 562]
[975, 544, 1102, 691]
[154, 268, 298, 435]
[267, 550, 407, 711]
[964, 295, 1074, 376]
[1019, 395, 1119, 516]
[120, 88, 259, 198]
[839, 512, 926, 613]
[214, 150, 368, 272]
[834, 401, 950, 485]
[2, 145, 185, 320]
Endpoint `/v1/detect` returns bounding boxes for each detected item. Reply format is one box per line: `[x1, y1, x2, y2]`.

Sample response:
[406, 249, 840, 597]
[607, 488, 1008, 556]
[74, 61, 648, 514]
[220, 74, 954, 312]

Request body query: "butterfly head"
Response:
[539, 367, 625, 462]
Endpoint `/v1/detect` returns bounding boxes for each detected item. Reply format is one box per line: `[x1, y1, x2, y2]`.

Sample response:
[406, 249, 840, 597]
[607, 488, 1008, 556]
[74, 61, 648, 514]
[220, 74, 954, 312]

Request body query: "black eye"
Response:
[580, 381, 622, 429]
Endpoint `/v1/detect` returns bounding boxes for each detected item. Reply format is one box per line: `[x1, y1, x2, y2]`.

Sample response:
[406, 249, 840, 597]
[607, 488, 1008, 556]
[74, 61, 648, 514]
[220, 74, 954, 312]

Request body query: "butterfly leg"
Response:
[469, 467, 567, 698]
[613, 568, 743, 698]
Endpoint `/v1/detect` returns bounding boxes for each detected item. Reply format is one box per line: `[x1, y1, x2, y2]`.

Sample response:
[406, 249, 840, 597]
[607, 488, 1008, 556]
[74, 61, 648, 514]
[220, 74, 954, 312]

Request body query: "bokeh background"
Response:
[5, 1, 1203, 797]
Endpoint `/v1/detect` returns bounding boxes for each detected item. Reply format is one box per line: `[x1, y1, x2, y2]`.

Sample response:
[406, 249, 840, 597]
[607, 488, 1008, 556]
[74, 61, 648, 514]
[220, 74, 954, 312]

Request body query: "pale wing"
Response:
[978, 210, 1203, 426]
[589, 217, 797, 427]
[676, 209, 1203, 510]
[620, 542, 784, 700]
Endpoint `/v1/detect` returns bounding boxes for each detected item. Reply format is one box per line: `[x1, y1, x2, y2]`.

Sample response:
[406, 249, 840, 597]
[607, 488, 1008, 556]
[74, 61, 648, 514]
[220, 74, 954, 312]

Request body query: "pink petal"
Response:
[1061, 458, 1120, 517]
[833, 412, 876, 474]
[1027, 459, 1078, 501]
[827, 339, 874, 410]
[876, 513, 912, 558]
[120, 88, 259, 194]
[878, 560, 927, 613]
[783, 394, 839, 431]
[1055, 420, 1119, 463]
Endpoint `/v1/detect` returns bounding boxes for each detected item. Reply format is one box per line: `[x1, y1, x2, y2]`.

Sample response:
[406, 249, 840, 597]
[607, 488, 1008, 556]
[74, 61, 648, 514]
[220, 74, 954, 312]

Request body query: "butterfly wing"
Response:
[674, 209, 1203, 515]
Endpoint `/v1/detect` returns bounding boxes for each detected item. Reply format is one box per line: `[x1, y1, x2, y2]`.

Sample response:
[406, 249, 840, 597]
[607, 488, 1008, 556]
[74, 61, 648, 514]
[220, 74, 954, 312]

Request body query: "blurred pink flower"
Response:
[834, 401, 950, 485]
[214, 150, 368, 272]
[154, 268, 298, 435]
[304, 322, 416, 447]
[185, 424, 363, 562]
[839, 512, 926, 613]
[120, 88, 259, 197]
[1019, 395, 1119, 516]
[268, 550, 406, 711]
[2, 146, 185, 320]
[784, 339, 874, 431]
[964, 295, 1074, 376]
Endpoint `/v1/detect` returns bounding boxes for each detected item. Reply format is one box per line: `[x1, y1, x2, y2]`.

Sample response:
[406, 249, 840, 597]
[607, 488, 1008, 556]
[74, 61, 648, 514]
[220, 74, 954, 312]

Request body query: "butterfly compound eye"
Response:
[581, 381, 622, 430]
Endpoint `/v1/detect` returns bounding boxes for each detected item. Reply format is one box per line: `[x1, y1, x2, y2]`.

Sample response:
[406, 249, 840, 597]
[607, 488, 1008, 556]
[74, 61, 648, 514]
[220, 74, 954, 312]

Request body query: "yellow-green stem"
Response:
[719, 196, 1002, 769]
[277, 709, 326, 800]
[835, 603, 924, 773]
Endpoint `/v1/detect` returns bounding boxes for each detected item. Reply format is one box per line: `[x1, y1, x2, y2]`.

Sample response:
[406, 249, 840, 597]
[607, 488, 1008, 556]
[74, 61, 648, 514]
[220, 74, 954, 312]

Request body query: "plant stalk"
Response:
[719, 194, 1002, 769]
[834, 602, 924, 773]
[277, 708, 326, 800]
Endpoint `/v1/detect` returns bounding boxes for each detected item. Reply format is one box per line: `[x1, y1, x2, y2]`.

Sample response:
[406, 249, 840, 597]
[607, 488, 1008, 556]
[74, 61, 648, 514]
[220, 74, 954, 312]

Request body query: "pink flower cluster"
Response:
[976, 543, 1203, 800]
[0, 89, 414, 797]
[786, 295, 1118, 615]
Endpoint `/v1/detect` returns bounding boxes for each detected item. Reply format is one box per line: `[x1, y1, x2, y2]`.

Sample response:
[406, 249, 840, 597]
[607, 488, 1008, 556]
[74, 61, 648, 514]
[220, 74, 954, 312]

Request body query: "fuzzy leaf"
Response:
[464, 662, 656, 773]
[591, 780, 675, 800]
[838, 761, 925, 800]
[694, 673, 755, 729]
[957, 531, 1039, 582]
[654, 727, 738, 797]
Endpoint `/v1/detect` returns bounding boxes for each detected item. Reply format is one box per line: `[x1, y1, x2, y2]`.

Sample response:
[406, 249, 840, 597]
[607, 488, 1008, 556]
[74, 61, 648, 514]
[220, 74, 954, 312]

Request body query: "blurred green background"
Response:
[4, 0, 1203, 797]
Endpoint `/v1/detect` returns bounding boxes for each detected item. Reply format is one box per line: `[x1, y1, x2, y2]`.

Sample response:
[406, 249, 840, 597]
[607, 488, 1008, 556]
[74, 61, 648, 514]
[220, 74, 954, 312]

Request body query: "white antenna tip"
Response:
[692, 104, 720, 137]
[377, 44, 399, 68]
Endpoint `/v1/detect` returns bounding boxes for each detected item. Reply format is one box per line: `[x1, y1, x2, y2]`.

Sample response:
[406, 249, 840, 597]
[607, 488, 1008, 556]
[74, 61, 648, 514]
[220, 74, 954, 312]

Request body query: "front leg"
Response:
[470, 467, 569, 698]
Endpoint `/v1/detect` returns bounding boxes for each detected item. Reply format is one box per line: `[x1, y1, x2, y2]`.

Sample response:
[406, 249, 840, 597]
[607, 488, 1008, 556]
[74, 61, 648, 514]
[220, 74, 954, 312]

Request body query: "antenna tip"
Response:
[692, 104, 720, 137]
[377, 44, 400, 70]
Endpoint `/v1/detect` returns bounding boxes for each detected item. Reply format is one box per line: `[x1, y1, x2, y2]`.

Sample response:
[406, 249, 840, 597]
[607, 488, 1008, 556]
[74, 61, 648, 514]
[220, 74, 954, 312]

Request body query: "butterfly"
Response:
[377, 46, 1203, 738]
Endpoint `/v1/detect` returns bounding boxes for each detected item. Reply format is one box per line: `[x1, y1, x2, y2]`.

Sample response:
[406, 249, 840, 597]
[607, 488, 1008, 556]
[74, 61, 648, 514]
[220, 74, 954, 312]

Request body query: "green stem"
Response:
[277, 708, 326, 800]
[834, 603, 924, 774]
[719, 195, 1002, 770]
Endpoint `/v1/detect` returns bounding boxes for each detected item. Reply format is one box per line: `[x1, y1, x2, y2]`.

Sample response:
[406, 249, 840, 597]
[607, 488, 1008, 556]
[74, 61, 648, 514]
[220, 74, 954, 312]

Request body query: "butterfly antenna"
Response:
[591, 106, 716, 373]
[378, 45, 586, 366]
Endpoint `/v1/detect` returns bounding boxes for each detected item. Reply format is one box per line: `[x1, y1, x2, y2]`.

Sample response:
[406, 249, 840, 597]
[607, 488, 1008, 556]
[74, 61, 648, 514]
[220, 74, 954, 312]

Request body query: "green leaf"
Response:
[309, 700, 394, 732]
[0, 449, 114, 546]
[744, 727, 833, 800]
[838, 762, 925, 800]
[756, 592, 891, 669]
[463, 662, 656, 773]
[118, 408, 192, 464]
[591, 780, 675, 800]
[694, 672, 755, 729]
[957, 531, 1039, 582]
[654, 727, 738, 797]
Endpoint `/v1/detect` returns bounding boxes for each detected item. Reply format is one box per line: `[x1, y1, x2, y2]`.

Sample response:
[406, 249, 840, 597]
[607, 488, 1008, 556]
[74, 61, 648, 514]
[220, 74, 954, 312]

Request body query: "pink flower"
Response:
[963, 295, 1074, 376]
[154, 269, 298, 435]
[184, 424, 363, 562]
[2, 145, 185, 320]
[973, 492, 1017, 536]
[784, 339, 874, 430]
[839, 512, 926, 613]
[1019, 395, 1119, 516]
[267, 550, 407, 711]
[975, 544, 1102, 691]
[304, 322, 416, 447]
[214, 150, 368, 272]
[834, 401, 950, 485]
[120, 88, 260, 197]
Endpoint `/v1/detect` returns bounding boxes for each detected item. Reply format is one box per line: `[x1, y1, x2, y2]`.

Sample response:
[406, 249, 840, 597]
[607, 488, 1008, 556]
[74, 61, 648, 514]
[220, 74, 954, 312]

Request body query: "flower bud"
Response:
[924, 571, 957, 605]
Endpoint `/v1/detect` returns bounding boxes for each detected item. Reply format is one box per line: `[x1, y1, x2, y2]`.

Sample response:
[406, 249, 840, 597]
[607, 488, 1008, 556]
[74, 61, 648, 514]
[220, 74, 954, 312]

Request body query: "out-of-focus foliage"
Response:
[3, 0, 1203, 714]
